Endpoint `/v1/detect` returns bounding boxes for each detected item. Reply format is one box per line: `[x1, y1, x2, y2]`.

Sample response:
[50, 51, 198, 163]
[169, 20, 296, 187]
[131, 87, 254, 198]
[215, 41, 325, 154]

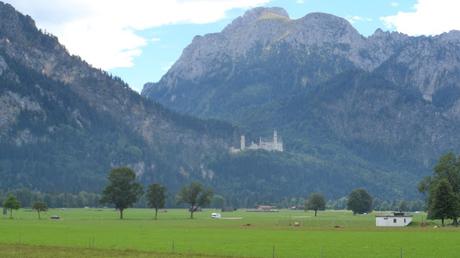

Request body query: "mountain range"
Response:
[2, 3, 459, 204]
[143, 7, 460, 200]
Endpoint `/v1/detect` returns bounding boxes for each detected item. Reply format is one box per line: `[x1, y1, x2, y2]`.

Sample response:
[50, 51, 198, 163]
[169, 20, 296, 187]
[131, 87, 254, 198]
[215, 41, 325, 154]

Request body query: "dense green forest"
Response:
[0, 52, 234, 194]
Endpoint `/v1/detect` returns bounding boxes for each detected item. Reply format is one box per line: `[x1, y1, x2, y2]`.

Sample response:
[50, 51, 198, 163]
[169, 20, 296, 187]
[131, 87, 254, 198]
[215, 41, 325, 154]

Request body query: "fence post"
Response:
[400, 247, 403, 258]
[272, 245, 276, 258]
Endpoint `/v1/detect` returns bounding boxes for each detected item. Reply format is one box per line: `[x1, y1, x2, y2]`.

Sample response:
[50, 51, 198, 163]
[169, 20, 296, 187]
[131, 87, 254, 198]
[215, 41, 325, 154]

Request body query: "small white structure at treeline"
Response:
[376, 212, 412, 227]
[211, 213, 221, 219]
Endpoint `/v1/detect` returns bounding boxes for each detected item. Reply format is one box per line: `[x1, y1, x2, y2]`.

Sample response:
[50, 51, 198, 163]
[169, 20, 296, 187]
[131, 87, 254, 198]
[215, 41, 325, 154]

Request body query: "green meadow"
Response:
[0, 208, 459, 258]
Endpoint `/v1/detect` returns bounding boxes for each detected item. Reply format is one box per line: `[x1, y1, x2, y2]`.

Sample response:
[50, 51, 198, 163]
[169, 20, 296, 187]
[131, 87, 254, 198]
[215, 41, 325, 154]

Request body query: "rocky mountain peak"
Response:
[0, 2, 36, 39]
[223, 7, 290, 34]
[297, 12, 358, 33]
[155, 9, 372, 84]
[0, 1, 61, 54]
[369, 28, 408, 41]
[244, 7, 289, 20]
[298, 12, 351, 27]
[437, 30, 460, 43]
[371, 28, 387, 37]
[287, 12, 364, 48]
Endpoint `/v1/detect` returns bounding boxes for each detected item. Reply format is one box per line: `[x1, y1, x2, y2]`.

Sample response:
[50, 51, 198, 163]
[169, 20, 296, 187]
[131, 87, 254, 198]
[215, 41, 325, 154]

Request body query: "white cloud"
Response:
[4, 0, 269, 69]
[296, 0, 305, 4]
[381, 0, 460, 36]
[390, 2, 399, 7]
[346, 16, 372, 24]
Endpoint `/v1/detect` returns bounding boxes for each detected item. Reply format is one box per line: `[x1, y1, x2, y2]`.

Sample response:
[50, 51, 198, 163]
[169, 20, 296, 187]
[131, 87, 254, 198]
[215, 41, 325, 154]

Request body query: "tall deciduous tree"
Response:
[146, 183, 166, 220]
[177, 182, 213, 219]
[32, 201, 48, 219]
[347, 188, 372, 215]
[305, 193, 326, 216]
[211, 195, 225, 209]
[420, 153, 460, 225]
[428, 179, 459, 226]
[3, 194, 20, 219]
[100, 167, 143, 219]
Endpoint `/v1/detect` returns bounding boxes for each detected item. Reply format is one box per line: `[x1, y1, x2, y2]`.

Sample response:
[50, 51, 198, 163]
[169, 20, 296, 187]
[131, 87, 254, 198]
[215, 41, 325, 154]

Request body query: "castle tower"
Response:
[240, 135, 246, 150]
[273, 130, 278, 145]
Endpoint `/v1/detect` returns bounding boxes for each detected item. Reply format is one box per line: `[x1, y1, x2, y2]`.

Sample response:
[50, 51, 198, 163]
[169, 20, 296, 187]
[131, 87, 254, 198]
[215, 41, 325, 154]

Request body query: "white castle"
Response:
[230, 130, 283, 153]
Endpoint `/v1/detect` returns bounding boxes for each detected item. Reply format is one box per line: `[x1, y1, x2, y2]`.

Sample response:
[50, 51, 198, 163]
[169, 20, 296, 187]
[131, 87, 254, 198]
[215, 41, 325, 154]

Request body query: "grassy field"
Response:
[0, 208, 459, 258]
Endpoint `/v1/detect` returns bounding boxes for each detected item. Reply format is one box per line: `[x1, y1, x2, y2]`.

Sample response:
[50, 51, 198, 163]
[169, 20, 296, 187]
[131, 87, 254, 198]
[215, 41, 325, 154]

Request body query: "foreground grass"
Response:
[0, 209, 459, 257]
[0, 243, 235, 258]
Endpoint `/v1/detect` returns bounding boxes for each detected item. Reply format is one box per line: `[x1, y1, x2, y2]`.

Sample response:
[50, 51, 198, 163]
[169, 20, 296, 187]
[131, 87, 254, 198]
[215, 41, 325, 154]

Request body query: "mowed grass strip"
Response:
[0, 209, 459, 258]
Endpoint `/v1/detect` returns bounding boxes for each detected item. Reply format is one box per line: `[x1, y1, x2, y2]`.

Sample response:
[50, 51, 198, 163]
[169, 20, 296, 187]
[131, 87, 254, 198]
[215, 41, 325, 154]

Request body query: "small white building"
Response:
[376, 212, 412, 227]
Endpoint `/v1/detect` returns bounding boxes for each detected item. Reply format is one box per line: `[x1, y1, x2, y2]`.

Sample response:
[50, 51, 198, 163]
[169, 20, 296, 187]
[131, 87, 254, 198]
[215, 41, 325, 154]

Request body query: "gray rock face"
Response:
[144, 8, 460, 105]
[149, 9, 367, 89]
[0, 55, 6, 76]
[144, 7, 460, 118]
[376, 33, 460, 103]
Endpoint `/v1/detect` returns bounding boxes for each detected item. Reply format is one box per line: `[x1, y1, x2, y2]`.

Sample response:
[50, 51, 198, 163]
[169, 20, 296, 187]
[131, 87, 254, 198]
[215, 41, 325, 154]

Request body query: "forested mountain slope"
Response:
[0, 2, 236, 193]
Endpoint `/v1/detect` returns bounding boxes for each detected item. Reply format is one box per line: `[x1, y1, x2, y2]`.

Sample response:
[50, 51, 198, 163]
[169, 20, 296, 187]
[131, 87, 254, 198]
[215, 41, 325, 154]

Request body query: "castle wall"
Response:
[230, 130, 283, 153]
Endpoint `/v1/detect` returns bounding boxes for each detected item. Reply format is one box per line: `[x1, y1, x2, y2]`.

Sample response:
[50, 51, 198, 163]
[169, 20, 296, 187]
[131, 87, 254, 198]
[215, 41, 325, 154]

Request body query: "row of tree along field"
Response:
[2, 152, 460, 224]
[1, 171, 370, 219]
[0, 169, 409, 220]
[0, 186, 424, 211]
[100, 167, 213, 219]
[2, 167, 213, 220]
[0, 187, 424, 212]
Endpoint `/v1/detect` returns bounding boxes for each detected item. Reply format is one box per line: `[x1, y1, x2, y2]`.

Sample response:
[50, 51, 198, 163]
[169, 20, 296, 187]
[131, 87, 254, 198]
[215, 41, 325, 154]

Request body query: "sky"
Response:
[4, 0, 460, 92]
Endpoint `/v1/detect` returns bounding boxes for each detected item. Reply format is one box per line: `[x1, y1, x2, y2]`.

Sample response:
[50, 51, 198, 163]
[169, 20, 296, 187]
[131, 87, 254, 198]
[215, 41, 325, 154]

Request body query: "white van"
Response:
[211, 212, 221, 219]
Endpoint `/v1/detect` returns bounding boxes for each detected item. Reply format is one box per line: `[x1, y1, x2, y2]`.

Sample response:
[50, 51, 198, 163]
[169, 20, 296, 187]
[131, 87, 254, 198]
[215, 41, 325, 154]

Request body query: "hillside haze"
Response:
[143, 7, 460, 199]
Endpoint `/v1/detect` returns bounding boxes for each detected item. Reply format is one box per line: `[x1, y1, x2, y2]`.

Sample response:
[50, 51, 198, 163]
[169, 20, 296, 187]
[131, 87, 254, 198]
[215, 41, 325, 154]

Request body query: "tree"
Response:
[428, 179, 459, 226]
[347, 188, 372, 215]
[398, 200, 409, 212]
[418, 176, 432, 199]
[211, 195, 225, 209]
[420, 153, 460, 225]
[146, 183, 166, 220]
[32, 201, 48, 219]
[305, 193, 326, 216]
[100, 167, 143, 219]
[177, 182, 213, 219]
[3, 194, 20, 219]
[433, 153, 460, 193]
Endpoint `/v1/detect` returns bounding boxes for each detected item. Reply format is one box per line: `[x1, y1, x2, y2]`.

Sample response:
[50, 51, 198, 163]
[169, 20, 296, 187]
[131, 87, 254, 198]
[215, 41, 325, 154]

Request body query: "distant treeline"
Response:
[0, 189, 101, 208]
[0, 187, 425, 212]
[273, 196, 425, 212]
